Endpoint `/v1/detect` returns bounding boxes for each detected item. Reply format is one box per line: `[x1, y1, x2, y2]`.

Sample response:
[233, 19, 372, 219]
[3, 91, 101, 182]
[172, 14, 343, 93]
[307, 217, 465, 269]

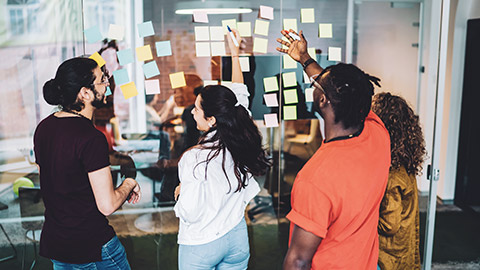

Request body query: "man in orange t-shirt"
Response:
[277, 30, 390, 269]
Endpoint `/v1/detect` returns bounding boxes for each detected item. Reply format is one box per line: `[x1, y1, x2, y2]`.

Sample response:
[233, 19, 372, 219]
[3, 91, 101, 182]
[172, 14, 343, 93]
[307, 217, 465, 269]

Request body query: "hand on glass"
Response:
[276, 29, 311, 64]
[226, 28, 241, 57]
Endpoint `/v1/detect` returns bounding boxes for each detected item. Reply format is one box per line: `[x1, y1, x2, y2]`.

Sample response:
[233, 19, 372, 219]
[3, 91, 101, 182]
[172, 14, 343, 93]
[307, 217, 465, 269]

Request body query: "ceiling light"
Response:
[175, 8, 253, 15]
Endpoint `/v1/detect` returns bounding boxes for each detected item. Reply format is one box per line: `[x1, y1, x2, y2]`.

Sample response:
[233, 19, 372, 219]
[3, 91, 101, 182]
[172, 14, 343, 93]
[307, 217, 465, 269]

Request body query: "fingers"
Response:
[276, 47, 288, 54]
[276, 38, 290, 47]
[281, 30, 295, 43]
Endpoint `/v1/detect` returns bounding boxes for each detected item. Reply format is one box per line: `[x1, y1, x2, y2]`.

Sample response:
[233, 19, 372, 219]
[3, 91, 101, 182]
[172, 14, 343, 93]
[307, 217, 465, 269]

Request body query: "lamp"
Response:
[175, 1, 253, 15]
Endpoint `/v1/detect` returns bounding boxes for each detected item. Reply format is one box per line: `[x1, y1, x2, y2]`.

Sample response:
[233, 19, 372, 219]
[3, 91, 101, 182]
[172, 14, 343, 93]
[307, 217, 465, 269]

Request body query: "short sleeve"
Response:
[80, 135, 110, 172]
[286, 180, 333, 238]
[230, 83, 251, 115]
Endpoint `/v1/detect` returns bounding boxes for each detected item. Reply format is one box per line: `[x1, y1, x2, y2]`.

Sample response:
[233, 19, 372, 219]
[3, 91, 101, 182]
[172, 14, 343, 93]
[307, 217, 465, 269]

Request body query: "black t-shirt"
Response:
[34, 114, 114, 263]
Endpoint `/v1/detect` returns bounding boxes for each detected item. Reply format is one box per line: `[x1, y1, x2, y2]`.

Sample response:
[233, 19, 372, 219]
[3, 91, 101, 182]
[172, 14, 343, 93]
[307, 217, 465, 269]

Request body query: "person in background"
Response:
[276, 29, 391, 269]
[372, 92, 426, 270]
[173, 29, 271, 270]
[35, 57, 140, 269]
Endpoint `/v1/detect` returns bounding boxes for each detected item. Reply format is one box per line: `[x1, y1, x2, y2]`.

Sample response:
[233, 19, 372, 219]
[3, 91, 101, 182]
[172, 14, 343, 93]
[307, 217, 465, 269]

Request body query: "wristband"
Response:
[302, 58, 316, 69]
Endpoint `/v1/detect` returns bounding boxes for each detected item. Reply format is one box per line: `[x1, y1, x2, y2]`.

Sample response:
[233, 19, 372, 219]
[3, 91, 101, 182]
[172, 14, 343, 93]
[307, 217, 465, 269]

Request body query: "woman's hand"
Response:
[174, 183, 182, 201]
[226, 28, 241, 57]
[276, 30, 311, 65]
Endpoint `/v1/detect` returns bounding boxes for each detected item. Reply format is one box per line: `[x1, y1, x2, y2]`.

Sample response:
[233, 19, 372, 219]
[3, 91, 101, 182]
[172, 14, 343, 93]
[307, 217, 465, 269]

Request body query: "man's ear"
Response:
[78, 87, 93, 102]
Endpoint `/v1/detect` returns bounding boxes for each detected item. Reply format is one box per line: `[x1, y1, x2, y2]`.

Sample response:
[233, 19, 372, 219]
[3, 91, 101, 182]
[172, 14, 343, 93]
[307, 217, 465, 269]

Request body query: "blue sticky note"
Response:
[116, 49, 134, 66]
[138, 21, 155, 38]
[105, 86, 112, 96]
[156, 41, 172, 57]
[143, 61, 160, 79]
[84, 26, 103, 43]
[112, 69, 129, 86]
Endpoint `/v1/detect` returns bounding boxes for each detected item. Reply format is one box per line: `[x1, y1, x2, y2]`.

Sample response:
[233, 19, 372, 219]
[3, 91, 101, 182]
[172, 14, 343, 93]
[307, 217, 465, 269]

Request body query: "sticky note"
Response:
[303, 71, 311, 84]
[145, 79, 160, 95]
[84, 25, 102, 43]
[308, 47, 316, 59]
[283, 54, 297, 69]
[264, 93, 278, 107]
[105, 86, 112, 96]
[221, 81, 233, 89]
[136, 45, 153, 62]
[143, 61, 160, 79]
[112, 69, 129, 86]
[305, 88, 314, 102]
[264, 113, 279, 127]
[253, 37, 268, 54]
[89, 52, 106, 68]
[211, 42, 226, 56]
[169, 72, 186, 89]
[156, 41, 172, 57]
[195, 26, 210, 41]
[196, 42, 211, 57]
[117, 49, 134, 65]
[138, 21, 154, 38]
[301, 8, 315, 23]
[282, 72, 297, 88]
[108, 24, 124, 40]
[210, 26, 224, 41]
[222, 19, 237, 34]
[237, 22, 252, 37]
[259, 5, 274, 20]
[204, 80, 218, 86]
[193, 10, 209, 23]
[284, 89, 298, 104]
[254, 20, 270, 36]
[263, 77, 279, 92]
[319, 23, 333, 38]
[239, 57, 250, 72]
[328, 47, 342, 61]
[120, 82, 138, 99]
[284, 106, 297, 120]
[283, 19, 298, 32]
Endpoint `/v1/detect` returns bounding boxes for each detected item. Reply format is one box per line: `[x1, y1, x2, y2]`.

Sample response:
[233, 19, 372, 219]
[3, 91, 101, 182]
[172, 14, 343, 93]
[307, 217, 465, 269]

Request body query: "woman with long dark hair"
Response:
[372, 92, 426, 270]
[173, 30, 271, 269]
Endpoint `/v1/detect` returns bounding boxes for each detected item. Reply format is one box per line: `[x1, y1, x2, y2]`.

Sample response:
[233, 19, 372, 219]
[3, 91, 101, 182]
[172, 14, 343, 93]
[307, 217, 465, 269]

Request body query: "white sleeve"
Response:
[173, 150, 207, 224]
[230, 83, 251, 115]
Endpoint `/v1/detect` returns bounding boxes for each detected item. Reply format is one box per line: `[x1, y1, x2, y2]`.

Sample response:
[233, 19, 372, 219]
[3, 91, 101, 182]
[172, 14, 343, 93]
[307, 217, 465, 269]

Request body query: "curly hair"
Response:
[372, 92, 426, 175]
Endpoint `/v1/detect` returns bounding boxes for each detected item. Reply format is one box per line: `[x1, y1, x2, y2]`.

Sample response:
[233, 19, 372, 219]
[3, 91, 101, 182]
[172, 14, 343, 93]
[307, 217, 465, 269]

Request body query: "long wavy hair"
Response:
[372, 92, 426, 175]
[195, 85, 272, 192]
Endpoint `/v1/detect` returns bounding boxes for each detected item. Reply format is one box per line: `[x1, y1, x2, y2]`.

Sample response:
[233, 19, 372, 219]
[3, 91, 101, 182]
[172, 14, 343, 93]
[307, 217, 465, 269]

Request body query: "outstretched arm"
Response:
[283, 224, 323, 270]
[226, 28, 243, 84]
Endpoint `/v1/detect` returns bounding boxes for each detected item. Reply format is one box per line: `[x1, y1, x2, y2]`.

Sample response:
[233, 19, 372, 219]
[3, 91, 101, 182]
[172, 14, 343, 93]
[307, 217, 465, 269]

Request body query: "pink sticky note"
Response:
[264, 93, 279, 107]
[193, 11, 209, 23]
[264, 113, 279, 127]
[145, 79, 160, 95]
[259, 5, 274, 20]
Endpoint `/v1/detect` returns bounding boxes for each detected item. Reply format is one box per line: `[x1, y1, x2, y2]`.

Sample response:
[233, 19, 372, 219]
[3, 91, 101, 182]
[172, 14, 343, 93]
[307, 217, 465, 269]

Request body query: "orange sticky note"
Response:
[136, 45, 153, 62]
[120, 82, 138, 99]
[169, 72, 186, 89]
[89, 52, 106, 68]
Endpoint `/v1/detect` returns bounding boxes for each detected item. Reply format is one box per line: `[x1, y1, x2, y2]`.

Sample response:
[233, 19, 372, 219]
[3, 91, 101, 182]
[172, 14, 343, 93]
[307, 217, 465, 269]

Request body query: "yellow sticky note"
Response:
[120, 82, 138, 99]
[301, 8, 315, 23]
[89, 52, 106, 68]
[136, 45, 153, 62]
[284, 89, 298, 104]
[283, 54, 297, 69]
[283, 19, 298, 32]
[319, 23, 333, 38]
[194, 26, 210, 41]
[254, 20, 270, 36]
[239, 57, 250, 72]
[237, 22, 252, 37]
[196, 42, 211, 57]
[210, 42, 226, 56]
[284, 105, 297, 120]
[308, 48, 316, 59]
[210, 26, 224, 41]
[253, 37, 268, 54]
[263, 77, 279, 92]
[222, 19, 237, 34]
[169, 72, 186, 89]
[328, 47, 342, 62]
[282, 72, 297, 88]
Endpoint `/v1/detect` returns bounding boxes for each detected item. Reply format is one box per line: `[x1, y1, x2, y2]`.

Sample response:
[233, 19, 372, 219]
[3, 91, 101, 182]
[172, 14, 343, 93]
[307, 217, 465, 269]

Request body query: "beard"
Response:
[91, 88, 107, 109]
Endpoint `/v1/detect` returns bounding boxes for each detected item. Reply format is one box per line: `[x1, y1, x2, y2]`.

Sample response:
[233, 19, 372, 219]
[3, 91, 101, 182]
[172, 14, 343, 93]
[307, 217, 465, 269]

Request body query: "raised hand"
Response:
[276, 30, 311, 64]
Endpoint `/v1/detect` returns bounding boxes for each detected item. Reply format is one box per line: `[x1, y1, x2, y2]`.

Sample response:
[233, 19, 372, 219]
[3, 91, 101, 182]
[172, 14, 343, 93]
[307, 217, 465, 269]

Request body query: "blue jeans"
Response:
[51, 236, 131, 270]
[178, 218, 250, 270]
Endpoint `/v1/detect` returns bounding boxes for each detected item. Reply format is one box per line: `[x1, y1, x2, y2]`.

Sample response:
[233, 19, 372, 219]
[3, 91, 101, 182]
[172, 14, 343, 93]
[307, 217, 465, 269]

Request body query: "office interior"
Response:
[0, 0, 479, 269]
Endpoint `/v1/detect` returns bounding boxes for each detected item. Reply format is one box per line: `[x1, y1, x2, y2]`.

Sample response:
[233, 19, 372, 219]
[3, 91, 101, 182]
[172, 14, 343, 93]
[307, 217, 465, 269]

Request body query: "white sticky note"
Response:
[283, 19, 298, 32]
[308, 47, 316, 59]
[303, 71, 311, 84]
[108, 24, 124, 40]
[211, 42, 226, 56]
[305, 87, 314, 102]
[193, 10, 209, 23]
[284, 89, 298, 104]
[254, 20, 270, 36]
[195, 26, 210, 41]
[264, 113, 279, 127]
[264, 93, 279, 107]
[282, 72, 297, 88]
[253, 37, 268, 54]
[210, 26, 224, 41]
[283, 54, 297, 69]
[259, 5, 274, 20]
[239, 57, 250, 72]
[221, 81, 233, 89]
[301, 8, 315, 23]
[328, 47, 342, 61]
[203, 80, 218, 86]
[196, 42, 211, 57]
[145, 79, 160, 95]
[222, 19, 237, 34]
[319, 23, 333, 38]
[237, 22, 252, 37]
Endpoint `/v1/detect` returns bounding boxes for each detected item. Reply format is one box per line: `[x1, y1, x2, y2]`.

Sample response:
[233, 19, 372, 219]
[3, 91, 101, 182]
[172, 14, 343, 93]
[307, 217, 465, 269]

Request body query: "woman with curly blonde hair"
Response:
[372, 92, 426, 270]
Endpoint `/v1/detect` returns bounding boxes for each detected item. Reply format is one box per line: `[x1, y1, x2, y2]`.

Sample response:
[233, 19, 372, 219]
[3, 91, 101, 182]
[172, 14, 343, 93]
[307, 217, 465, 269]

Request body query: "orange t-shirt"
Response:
[287, 111, 390, 270]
